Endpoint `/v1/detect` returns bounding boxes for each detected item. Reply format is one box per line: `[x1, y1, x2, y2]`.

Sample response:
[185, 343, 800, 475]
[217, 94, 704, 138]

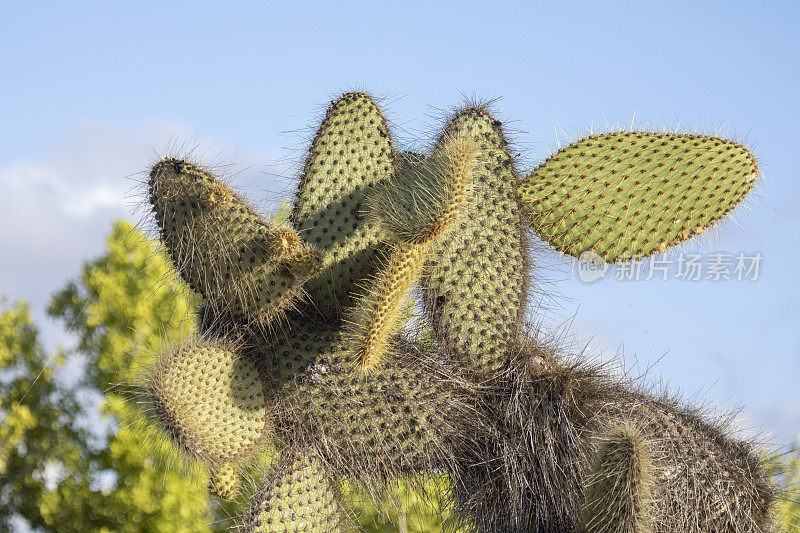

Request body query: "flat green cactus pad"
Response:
[518, 132, 759, 262]
[291, 92, 397, 322]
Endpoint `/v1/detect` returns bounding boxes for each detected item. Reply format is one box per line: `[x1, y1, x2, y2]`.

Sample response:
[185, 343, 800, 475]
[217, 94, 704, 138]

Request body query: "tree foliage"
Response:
[767, 442, 800, 531]
[1, 221, 215, 532]
[1, 298, 81, 530]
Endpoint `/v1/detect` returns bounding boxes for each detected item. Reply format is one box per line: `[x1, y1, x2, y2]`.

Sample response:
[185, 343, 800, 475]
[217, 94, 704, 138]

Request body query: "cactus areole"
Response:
[139, 91, 774, 532]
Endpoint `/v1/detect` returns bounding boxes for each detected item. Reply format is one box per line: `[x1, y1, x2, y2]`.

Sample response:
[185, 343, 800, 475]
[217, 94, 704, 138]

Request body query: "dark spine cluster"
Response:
[451, 350, 775, 532]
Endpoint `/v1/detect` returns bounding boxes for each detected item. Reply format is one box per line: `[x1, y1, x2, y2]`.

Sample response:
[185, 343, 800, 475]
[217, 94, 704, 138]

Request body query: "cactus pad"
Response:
[518, 132, 760, 262]
[369, 135, 475, 245]
[149, 159, 321, 330]
[583, 423, 655, 533]
[421, 106, 529, 379]
[291, 92, 397, 322]
[347, 135, 477, 370]
[243, 452, 345, 533]
[346, 243, 428, 370]
[277, 333, 470, 487]
[144, 339, 270, 466]
[616, 393, 775, 532]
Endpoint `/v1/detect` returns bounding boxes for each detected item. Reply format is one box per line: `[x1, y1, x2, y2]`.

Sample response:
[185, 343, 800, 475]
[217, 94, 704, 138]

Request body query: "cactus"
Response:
[350, 135, 476, 370]
[517, 132, 759, 262]
[421, 107, 530, 379]
[243, 451, 346, 532]
[142, 337, 270, 467]
[209, 462, 240, 501]
[136, 91, 776, 532]
[582, 423, 655, 533]
[289, 92, 396, 322]
[149, 160, 321, 331]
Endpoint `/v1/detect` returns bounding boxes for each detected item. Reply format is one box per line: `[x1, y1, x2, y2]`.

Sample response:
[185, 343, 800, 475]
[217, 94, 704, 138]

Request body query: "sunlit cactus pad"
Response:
[149, 159, 321, 330]
[421, 107, 528, 378]
[290, 91, 396, 321]
[243, 452, 345, 532]
[518, 132, 759, 262]
[136, 91, 775, 532]
[143, 339, 270, 466]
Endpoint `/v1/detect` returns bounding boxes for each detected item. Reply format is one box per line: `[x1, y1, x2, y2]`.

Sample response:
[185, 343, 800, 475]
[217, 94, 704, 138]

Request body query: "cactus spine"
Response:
[136, 91, 775, 532]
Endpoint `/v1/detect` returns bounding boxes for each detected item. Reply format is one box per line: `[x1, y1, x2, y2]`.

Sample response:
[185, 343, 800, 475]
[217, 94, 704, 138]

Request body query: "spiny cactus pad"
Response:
[345, 243, 428, 370]
[349, 135, 476, 370]
[369, 135, 475, 245]
[582, 423, 655, 533]
[135, 91, 774, 532]
[290, 92, 396, 322]
[149, 159, 321, 329]
[275, 329, 471, 486]
[244, 452, 345, 532]
[452, 359, 775, 532]
[421, 106, 529, 378]
[518, 132, 759, 262]
[615, 392, 774, 532]
[144, 338, 270, 466]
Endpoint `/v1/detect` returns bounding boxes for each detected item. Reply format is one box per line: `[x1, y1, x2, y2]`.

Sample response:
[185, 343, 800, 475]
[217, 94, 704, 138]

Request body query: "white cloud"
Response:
[62, 184, 128, 219]
[0, 161, 128, 222]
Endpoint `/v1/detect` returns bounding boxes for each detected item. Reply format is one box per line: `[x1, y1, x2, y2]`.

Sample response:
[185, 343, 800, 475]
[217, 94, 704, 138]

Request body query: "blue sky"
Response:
[2, 1, 799, 446]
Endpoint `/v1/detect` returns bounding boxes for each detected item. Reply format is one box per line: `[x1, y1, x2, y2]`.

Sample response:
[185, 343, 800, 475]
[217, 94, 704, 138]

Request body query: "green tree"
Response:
[348, 478, 448, 533]
[767, 440, 800, 531]
[1, 221, 217, 532]
[0, 298, 84, 530]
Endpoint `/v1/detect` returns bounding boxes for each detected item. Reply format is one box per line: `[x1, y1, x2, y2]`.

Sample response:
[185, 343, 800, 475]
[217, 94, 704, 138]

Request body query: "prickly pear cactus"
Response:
[137, 91, 776, 532]
[421, 108, 529, 379]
